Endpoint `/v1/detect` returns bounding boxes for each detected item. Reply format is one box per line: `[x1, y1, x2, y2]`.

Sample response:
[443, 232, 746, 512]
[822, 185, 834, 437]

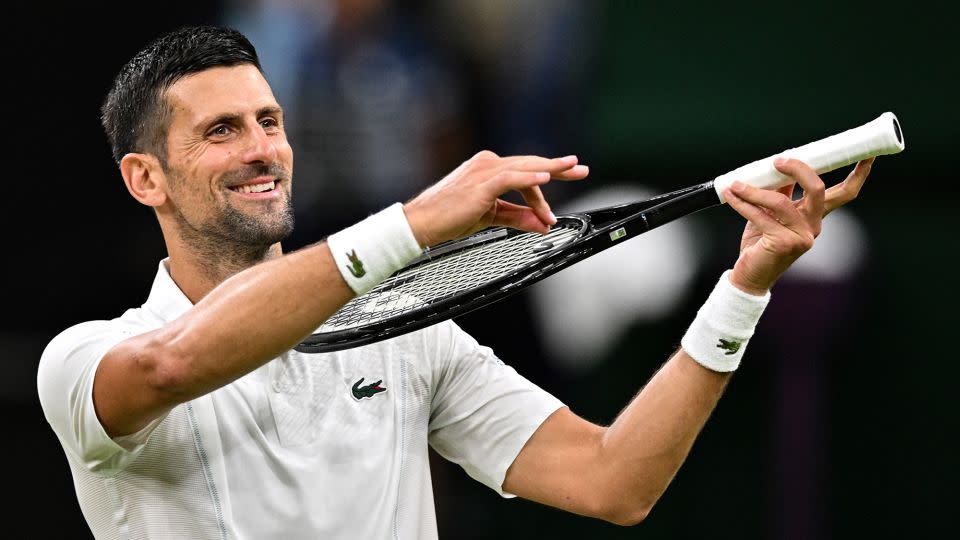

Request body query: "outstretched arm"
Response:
[94, 152, 589, 437]
[503, 157, 874, 525]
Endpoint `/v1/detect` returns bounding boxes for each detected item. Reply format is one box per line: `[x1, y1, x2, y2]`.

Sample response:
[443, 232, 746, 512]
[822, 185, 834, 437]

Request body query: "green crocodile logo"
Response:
[716, 338, 742, 356]
[346, 250, 366, 278]
[352, 378, 386, 400]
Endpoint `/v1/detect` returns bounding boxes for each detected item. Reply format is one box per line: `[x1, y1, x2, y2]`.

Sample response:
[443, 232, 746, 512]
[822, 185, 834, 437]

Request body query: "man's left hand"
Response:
[723, 157, 875, 295]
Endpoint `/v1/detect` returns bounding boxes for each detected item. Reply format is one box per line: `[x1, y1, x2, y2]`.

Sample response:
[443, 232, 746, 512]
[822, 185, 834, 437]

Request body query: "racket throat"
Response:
[640, 182, 720, 231]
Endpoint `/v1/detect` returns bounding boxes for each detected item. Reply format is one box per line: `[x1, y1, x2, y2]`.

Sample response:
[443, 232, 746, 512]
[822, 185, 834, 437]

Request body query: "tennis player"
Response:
[37, 25, 873, 539]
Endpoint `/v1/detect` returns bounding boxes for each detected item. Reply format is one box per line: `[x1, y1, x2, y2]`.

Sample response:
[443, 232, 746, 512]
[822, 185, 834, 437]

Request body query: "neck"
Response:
[164, 231, 283, 304]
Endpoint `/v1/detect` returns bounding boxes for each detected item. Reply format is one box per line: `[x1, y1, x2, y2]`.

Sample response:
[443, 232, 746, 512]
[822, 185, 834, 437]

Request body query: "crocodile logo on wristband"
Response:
[716, 338, 742, 355]
[346, 249, 366, 278]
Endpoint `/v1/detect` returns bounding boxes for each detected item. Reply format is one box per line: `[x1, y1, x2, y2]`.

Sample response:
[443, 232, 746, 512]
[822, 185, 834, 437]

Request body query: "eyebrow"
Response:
[196, 105, 284, 133]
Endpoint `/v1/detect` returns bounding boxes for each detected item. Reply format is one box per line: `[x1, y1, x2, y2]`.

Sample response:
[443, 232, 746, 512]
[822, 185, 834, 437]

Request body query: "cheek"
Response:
[166, 164, 220, 210]
[167, 179, 207, 212]
[187, 156, 234, 193]
[278, 140, 294, 167]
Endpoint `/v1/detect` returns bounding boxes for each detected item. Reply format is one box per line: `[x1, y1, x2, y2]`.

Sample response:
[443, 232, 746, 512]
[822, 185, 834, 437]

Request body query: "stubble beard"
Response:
[168, 163, 295, 280]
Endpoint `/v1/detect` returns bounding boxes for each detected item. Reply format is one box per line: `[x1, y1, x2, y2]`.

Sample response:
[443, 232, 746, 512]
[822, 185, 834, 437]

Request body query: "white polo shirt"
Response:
[37, 260, 564, 539]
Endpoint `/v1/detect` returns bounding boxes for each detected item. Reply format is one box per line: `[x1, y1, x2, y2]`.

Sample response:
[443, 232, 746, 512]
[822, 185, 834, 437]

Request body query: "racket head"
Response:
[296, 215, 590, 353]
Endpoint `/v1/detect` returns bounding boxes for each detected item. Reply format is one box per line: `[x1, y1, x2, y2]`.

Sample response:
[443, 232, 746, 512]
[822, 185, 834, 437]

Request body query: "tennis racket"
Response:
[296, 112, 905, 353]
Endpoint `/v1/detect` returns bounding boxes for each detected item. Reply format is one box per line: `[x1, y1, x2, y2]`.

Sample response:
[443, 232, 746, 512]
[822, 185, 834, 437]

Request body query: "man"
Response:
[37, 25, 873, 539]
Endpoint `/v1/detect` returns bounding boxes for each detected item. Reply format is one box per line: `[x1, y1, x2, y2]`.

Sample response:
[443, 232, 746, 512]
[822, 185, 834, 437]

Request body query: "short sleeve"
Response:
[427, 322, 564, 497]
[37, 320, 155, 474]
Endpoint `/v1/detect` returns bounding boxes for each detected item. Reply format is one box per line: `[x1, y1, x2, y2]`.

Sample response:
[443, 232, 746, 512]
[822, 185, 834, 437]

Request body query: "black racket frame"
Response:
[295, 181, 719, 353]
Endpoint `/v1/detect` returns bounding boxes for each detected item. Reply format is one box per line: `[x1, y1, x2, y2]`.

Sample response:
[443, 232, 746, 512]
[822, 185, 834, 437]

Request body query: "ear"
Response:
[119, 153, 167, 207]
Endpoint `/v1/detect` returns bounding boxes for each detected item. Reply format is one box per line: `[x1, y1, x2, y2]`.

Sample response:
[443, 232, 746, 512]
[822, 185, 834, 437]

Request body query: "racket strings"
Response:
[317, 225, 581, 332]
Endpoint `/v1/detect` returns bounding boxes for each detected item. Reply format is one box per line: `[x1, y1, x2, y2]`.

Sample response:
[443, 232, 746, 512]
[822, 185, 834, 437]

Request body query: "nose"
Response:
[241, 123, 278, 164]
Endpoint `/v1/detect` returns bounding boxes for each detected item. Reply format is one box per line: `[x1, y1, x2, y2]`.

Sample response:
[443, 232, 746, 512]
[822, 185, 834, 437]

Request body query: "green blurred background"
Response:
[5, 1, 955, 538]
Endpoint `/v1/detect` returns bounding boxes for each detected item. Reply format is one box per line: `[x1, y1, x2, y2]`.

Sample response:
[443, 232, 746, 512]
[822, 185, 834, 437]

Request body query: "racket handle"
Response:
[713, 111, 905, 203]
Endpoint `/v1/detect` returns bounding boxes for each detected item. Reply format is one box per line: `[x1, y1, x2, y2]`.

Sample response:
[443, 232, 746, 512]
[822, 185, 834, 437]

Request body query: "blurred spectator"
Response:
[428, 0, 597, 158]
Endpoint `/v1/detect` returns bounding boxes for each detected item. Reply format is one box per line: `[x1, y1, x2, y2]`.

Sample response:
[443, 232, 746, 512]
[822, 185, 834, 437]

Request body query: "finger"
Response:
[551, 164, 590, 181]
[824, 157, 874, 215]
[774, 157, 825, 219]
[471, 149, 500, 160]
[724, 188, 783, 233]
[778, 182, 796, 201]
[502, 154, 580, 174]
[519, 185, 556, 225]
[489, 199, 550, 234]
[728, 181, 803, 228]
[488, 170, 552, 195]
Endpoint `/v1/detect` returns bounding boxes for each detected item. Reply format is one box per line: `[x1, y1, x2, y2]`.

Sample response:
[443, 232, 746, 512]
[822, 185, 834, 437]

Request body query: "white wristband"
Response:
[326, 203, 423, 295]
[680, 270, 771, 372]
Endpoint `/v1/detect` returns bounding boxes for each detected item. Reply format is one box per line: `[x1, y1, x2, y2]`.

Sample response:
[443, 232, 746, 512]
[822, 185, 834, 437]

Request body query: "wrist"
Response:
[728, 278, 770, 297]
[401, 202, 434, 249]
[728, 267, 775, 297]
[327, 203, 424, 295]
[681, 270, 771, 372]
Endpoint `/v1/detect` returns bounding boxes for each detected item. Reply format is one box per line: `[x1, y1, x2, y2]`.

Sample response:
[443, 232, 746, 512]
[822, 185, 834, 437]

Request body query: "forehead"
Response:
[164, 64, 278, 126]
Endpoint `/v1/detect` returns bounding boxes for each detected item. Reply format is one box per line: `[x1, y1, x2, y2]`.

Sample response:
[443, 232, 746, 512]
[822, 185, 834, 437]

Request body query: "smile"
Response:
[229, 180, 277, 194]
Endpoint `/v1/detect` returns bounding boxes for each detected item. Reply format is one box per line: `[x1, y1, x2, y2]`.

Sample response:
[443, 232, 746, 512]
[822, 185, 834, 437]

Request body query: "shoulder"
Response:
[388, 320, 485, 358]
[37, 312, 150, 411]
[38, 310, 149, 372]
[37, 316, 157, 473]
[39, 320, 124, 370]
[406, 321, 506, 383]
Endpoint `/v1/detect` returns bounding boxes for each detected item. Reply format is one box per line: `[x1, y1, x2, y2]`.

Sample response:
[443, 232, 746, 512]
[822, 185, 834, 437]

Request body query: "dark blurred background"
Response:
[5, 1, 956, 538]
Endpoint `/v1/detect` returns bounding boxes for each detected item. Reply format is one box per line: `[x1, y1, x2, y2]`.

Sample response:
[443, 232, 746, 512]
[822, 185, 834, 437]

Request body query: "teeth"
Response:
[233, 181, 275, 194]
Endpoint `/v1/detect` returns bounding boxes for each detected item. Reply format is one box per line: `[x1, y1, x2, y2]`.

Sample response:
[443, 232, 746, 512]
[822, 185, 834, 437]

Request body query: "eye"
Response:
[209, 124, 232, 138]
[260, 117, 280, 130]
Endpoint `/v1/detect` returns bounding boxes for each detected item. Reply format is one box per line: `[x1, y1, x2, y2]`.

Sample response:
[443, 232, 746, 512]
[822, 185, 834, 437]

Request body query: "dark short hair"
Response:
[100, 25, 262, 165]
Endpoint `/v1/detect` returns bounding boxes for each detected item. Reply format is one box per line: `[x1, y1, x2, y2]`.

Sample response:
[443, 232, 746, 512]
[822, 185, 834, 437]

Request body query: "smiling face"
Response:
[159, 64, 294, 251]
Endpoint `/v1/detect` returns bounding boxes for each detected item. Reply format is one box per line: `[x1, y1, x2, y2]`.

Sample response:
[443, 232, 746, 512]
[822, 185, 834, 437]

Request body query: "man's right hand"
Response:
[402, 150, 590, 248]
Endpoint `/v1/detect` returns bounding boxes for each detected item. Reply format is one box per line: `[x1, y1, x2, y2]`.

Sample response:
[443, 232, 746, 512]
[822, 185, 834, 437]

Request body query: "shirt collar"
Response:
[142, 258, 195, 321]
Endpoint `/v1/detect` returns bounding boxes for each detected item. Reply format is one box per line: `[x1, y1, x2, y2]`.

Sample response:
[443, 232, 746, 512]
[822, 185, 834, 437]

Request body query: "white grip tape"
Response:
[681, 270, 771, 373]
[713, 111, 905, 202]
[326, 203, 423, 295]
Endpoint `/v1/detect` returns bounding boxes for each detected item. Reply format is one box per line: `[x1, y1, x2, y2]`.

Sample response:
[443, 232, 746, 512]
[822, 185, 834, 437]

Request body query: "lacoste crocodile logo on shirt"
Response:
[352, 377, 387, 400]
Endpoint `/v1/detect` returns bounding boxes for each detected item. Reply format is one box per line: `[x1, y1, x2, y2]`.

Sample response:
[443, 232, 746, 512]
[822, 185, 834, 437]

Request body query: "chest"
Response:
[214, 347, 431, 450]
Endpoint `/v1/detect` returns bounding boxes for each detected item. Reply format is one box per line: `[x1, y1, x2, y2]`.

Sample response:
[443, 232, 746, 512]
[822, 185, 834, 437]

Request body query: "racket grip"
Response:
[713, 111, 905, 203]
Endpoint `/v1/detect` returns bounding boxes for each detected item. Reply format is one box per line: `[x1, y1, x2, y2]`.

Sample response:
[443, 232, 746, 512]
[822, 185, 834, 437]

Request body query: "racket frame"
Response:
[295, 182, 718, 353]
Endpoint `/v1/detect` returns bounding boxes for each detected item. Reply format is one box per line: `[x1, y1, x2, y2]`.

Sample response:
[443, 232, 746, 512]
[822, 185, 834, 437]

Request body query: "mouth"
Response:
[227, 179, 280, 198]
[229, 179, 277, 194]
